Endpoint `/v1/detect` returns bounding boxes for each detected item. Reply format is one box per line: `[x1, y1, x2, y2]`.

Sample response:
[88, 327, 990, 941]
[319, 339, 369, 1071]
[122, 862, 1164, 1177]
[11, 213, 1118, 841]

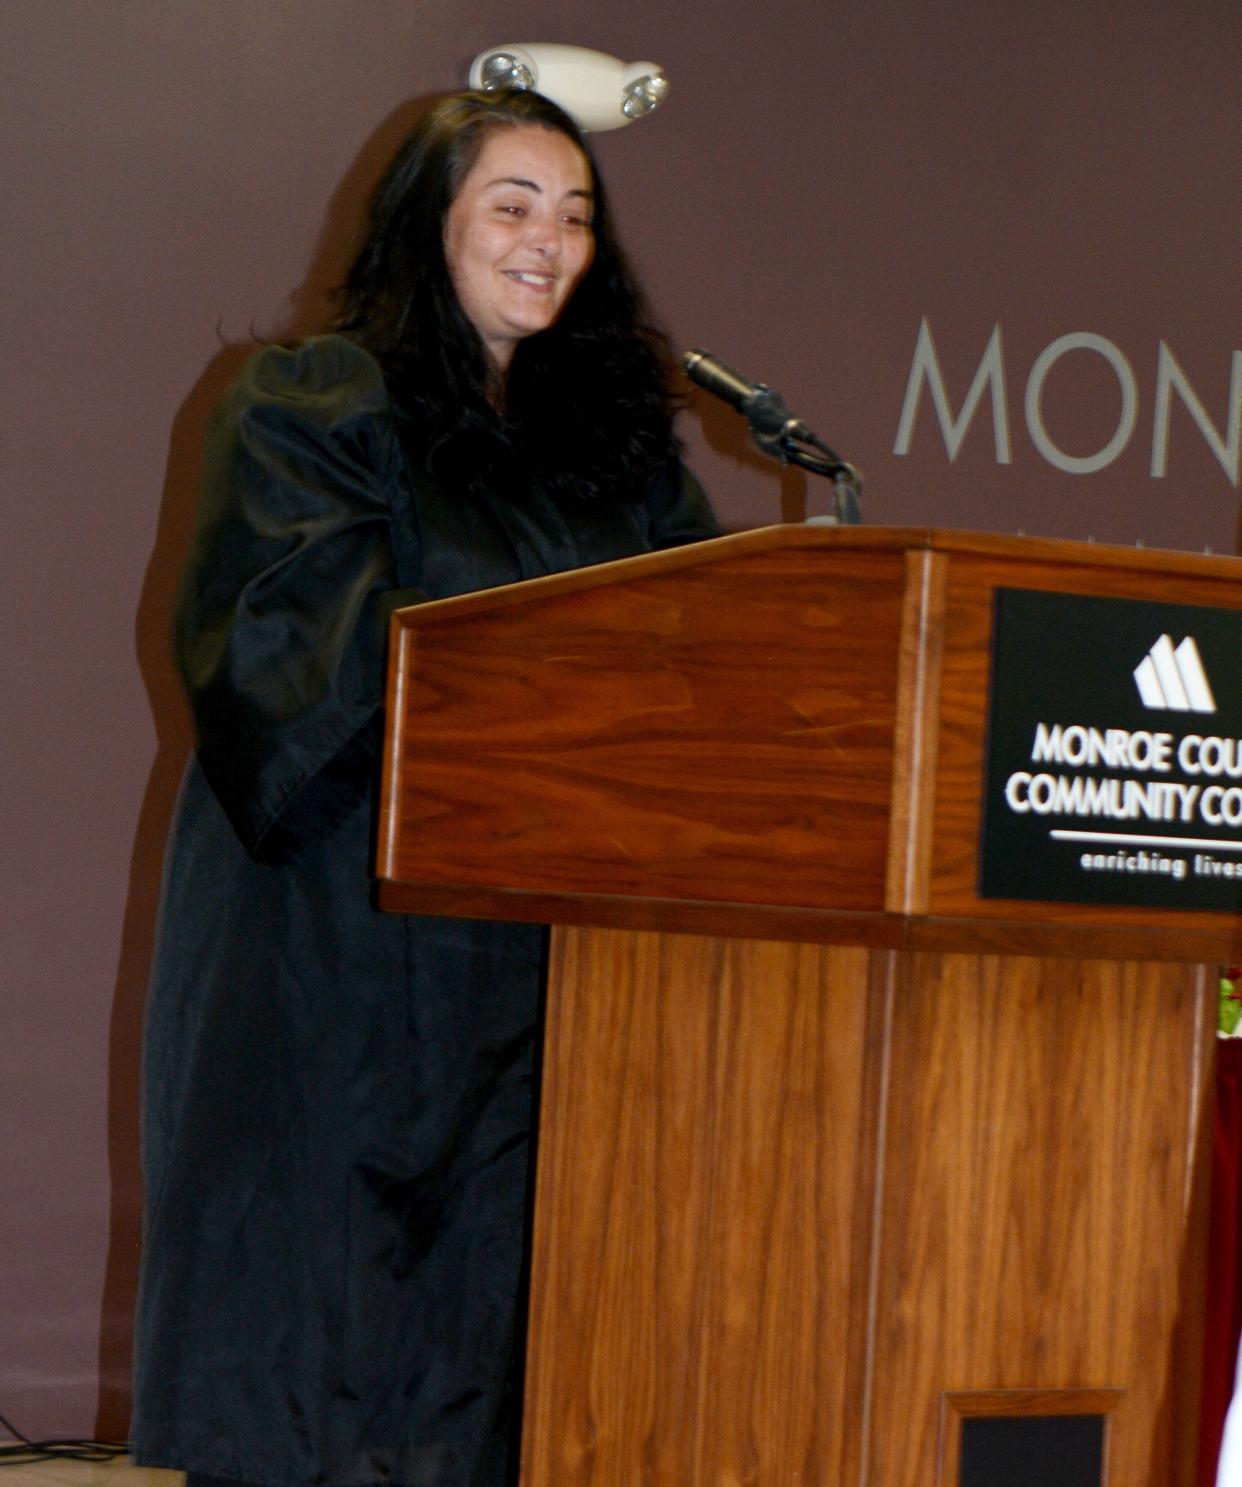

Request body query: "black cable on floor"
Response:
[0, 1411, 129, 1467]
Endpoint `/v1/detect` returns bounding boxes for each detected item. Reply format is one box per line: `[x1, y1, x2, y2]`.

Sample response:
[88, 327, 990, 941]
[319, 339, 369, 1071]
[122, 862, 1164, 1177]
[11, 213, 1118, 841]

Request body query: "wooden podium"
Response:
[376, 527, 1241, 1487]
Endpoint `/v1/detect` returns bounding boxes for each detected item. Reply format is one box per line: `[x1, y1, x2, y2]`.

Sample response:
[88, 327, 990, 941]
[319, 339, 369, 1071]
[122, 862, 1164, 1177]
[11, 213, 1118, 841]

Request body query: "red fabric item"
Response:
[1201, 1039, 1242, 1486]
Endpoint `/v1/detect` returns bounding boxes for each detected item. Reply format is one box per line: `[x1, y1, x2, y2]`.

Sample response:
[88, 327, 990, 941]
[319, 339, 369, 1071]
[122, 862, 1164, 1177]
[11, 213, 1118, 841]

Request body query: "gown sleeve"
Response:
[644, 457, 721, 548]
[176, 335, 421, 864]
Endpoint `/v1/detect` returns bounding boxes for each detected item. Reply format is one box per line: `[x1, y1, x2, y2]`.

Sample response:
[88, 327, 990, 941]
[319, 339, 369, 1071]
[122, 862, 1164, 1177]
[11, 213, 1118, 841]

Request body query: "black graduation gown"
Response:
[130, 335, 718, 1487]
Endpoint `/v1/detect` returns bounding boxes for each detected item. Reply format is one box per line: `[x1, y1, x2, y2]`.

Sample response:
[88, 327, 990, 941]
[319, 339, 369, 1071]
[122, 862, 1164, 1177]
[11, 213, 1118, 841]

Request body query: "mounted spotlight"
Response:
[468, 43, 669, 132]
[475, 50, 536, 92]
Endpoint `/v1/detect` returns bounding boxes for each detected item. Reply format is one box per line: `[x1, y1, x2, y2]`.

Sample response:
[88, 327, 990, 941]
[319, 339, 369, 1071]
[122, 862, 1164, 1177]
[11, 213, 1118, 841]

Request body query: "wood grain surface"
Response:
[378, 525, 1242, 962]
[870, 950, 1212, 1487]
[521, 929, 881, 1486]
[372, 527, 1228, 1483]
[381, 541, 908, 912]
[519, 928, 1215, 1486]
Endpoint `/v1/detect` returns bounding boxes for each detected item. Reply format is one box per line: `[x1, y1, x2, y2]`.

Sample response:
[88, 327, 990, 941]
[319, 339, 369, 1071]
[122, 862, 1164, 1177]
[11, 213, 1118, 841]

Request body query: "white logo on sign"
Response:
[1133, 635, 1217, 713]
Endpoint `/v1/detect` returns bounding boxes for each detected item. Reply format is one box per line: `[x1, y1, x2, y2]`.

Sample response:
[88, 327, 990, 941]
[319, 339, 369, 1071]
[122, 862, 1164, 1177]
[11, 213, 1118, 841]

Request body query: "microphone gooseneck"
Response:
[683, 348, 863, 524]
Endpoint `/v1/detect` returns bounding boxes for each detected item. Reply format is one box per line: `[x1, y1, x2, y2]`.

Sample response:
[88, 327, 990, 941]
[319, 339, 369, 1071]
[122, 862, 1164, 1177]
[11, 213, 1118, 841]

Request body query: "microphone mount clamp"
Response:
[745, 387, 863, 526]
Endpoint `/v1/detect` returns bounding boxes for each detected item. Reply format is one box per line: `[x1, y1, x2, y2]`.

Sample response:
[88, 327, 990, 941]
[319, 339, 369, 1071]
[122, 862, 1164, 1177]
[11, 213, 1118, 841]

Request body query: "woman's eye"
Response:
[497, 203, 526, 217]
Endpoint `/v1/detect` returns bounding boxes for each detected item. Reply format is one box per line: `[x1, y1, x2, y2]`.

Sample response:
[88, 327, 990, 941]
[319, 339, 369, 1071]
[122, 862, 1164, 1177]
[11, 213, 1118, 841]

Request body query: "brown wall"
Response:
[2, 0, 1239, 1441]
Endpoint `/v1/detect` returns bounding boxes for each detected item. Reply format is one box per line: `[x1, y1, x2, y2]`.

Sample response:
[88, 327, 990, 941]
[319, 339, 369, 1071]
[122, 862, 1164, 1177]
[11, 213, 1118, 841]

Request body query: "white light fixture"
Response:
[469, 43, 669, 132]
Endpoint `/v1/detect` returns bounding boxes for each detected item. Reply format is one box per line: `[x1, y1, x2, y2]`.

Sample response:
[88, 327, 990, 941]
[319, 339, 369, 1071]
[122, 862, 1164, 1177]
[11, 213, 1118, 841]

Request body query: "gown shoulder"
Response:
[177, 334, 419, 861]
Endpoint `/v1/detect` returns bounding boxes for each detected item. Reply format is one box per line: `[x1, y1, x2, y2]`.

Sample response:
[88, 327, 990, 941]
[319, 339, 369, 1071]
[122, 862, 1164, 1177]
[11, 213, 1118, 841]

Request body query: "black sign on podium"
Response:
[980, 587, 1242, 912]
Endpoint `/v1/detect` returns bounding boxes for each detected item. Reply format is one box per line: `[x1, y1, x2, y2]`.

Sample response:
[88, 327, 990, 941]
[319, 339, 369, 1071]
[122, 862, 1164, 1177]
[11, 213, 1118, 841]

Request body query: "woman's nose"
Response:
[525, 213, 562, 255]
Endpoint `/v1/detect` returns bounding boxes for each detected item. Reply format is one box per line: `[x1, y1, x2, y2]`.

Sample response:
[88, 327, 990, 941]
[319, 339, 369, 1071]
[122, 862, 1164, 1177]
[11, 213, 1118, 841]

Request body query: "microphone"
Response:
[682, 347, 863, 524]
[682, 349, 813, 441]
[682, 349, 760, 412]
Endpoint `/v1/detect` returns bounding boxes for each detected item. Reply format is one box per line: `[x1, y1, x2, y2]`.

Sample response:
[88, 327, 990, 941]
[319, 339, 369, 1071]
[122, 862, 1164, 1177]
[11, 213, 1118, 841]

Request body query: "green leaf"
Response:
[1221, 979, 1241, 1036]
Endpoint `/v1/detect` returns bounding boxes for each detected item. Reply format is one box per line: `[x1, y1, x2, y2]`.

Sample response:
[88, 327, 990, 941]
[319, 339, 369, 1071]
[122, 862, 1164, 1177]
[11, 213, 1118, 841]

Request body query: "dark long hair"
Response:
[336, 90, 680, 503]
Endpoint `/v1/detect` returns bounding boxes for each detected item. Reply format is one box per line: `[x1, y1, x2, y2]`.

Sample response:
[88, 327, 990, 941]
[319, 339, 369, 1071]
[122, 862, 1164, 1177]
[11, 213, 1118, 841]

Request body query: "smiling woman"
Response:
[129, 88, 716, 1487]
[443, 127, 596, 373]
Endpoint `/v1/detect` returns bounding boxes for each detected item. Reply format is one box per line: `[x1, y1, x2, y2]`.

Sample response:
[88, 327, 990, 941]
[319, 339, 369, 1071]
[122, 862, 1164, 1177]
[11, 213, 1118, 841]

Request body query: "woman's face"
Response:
[443, 124, 595, 372]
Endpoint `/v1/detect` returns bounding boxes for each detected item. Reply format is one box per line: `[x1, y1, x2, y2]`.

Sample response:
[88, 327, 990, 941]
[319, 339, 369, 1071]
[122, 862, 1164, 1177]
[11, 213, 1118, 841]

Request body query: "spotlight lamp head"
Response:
[468, 43, 669, 132]
[475, 49, 536, 92]
[621, 66, 670, 120]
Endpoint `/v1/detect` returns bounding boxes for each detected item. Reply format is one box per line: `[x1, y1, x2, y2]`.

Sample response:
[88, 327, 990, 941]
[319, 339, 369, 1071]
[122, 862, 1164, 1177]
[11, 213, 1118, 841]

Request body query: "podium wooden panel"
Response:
[377, 527, 1241, 1486]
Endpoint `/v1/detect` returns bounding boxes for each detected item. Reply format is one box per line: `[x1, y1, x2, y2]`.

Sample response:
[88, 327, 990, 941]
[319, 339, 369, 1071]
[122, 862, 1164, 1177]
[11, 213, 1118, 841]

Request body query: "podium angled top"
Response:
[376, 525, 1242, 962]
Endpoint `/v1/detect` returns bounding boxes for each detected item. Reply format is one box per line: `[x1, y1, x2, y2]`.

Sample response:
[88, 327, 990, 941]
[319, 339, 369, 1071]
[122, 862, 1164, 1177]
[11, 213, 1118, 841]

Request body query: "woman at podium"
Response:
[130, 88, 716, 1487]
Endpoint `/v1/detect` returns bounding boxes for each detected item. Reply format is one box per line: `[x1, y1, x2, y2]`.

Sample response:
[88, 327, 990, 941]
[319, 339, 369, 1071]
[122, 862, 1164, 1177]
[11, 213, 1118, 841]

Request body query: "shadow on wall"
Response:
[92, 92, 446, 1441]
[96, 341, 248, 1441]
[689, 392, 810, 528]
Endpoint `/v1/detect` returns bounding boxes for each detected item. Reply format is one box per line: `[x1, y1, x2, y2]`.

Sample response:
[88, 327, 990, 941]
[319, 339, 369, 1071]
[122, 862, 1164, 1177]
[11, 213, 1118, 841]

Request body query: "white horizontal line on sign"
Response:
[1050, 830, 1242, 852]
